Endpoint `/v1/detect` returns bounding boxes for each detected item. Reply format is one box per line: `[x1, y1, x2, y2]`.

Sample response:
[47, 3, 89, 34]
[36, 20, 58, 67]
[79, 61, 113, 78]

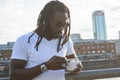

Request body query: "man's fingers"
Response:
[70, 68, 81, 74]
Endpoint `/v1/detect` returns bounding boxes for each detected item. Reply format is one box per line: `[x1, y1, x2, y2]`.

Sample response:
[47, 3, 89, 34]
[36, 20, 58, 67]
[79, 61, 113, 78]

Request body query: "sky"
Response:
[0, 0, 120, 44]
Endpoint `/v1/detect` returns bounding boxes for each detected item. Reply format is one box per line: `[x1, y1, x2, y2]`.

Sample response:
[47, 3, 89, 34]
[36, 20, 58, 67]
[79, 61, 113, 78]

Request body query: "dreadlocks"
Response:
[28, 0, 71, 52]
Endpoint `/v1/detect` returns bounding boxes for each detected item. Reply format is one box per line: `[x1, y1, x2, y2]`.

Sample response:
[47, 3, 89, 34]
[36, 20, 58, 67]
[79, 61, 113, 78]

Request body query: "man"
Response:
[9, 0, 83, 80]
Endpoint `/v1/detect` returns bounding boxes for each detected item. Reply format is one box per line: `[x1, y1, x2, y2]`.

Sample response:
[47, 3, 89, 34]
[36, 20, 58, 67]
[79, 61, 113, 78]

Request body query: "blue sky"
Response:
[0, 0, 120, 44]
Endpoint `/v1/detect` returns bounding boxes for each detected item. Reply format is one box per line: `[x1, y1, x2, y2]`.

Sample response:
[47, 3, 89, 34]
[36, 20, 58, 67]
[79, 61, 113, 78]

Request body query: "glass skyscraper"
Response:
[92, 10, 107, 40]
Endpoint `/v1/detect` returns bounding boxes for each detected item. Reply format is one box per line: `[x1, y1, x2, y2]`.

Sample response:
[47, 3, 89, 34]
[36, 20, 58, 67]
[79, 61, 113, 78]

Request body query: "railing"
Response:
[65, 68, 120, 80]
[0, 77, 9, 80]
[81, 58, 120, 70]
[1, 59, 120, 80]
[1, 68, 120, 80]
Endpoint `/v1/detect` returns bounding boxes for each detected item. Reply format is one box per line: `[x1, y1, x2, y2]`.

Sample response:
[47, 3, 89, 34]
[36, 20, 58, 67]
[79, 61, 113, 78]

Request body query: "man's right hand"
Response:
[45, 56, 67, 70]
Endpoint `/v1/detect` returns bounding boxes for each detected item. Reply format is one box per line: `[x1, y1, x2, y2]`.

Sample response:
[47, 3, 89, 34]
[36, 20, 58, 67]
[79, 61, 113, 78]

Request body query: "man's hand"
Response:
[67, 61, 83, 74]
[45, 56, 67, 70]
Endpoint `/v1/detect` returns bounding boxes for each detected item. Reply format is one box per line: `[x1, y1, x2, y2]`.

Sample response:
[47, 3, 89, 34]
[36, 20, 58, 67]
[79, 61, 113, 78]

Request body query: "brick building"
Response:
[0, 50, 12, 61]
[73, 41, 116, 60]
[74, 42, 115, 55]
[0, 42, 14, 61]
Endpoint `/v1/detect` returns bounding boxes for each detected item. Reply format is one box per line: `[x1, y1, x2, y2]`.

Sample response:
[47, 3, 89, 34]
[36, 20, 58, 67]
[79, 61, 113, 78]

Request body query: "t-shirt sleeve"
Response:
[11, 36, 28, 61]
[66, 37, 76, 56]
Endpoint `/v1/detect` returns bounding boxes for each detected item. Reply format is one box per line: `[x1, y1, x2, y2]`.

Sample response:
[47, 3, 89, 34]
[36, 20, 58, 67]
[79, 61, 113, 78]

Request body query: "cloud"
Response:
[0, 0, 120, 43]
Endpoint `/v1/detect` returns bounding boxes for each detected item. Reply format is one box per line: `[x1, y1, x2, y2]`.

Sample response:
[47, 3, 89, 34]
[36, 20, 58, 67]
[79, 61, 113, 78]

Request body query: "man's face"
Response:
[47, 11, 68, 39]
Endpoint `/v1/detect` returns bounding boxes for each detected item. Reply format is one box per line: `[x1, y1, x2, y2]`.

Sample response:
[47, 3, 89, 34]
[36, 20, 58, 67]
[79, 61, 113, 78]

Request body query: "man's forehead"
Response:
[48, 11, 68, 21]
[54, 12, 68, 19]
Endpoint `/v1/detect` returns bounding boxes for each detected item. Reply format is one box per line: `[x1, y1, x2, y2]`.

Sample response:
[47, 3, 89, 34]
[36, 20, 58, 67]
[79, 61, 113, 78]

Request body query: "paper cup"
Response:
[66, 58, 79, 71]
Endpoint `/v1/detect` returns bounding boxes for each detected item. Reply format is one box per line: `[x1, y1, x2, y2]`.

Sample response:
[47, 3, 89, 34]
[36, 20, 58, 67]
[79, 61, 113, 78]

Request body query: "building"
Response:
[74, 41, 115, 60]
[0, 42, 14, 50]
[0, 50, 12, 61]
[115, 40, 120, 56]
[92, 10, 107, 40]
[70, 33, 82, 44]
[0, 42, 14, 61]
[118, 31, 120, 40]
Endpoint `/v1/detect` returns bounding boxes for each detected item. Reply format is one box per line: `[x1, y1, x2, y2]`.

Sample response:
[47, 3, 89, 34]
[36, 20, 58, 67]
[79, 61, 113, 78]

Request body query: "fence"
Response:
[1, 68, 120, 80]
[65, 68, 120, 80]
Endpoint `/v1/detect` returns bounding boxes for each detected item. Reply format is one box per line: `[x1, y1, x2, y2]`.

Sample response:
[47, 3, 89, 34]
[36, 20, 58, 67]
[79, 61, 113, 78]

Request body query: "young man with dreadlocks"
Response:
[9, 0, 83, 80]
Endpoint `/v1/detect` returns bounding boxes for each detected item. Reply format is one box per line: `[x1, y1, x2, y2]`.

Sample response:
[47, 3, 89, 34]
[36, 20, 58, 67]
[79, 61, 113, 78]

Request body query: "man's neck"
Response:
[44, 34, 53, 41]
[43, 30, 54, 41]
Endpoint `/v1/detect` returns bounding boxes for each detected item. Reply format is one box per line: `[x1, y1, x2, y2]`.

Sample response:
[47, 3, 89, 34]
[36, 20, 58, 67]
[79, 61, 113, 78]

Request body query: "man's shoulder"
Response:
[19, 32, 34, 38]
[16, 32, 34, 43]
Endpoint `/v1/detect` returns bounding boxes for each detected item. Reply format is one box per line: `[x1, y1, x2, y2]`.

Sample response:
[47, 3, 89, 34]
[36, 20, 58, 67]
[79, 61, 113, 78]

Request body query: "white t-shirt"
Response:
[11, 32, 75, 80]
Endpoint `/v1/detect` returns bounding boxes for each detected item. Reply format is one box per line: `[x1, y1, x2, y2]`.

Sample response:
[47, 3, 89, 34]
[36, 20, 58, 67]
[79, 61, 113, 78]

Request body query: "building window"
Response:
[88, 47, 90, 49]
[92, 47, 95, 50]
[83, 51, 86, 54]
[88, 51, 91, 54]
[112, 50, 114, 53]
[111, 45, 114, 47]
[0, 53, 2, 56]
[97, 50, 100, 53]
[102, 50, 106, 53]
[92, 50, 96, 53]
[82, 47, 85, 50]
[97, 46, 100, 48]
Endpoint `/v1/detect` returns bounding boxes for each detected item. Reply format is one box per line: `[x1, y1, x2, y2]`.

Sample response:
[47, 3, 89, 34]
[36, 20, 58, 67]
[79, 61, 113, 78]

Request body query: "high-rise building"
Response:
[119, 31, 120, 39]
[92, 10, 107, 40]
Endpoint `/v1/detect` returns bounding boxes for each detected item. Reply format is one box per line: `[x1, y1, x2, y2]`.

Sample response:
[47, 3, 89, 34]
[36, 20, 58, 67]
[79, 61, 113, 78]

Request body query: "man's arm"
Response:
[66, 54, 76, 59]
[9, 56, 67, 80]
[9, 59, 43, 80]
